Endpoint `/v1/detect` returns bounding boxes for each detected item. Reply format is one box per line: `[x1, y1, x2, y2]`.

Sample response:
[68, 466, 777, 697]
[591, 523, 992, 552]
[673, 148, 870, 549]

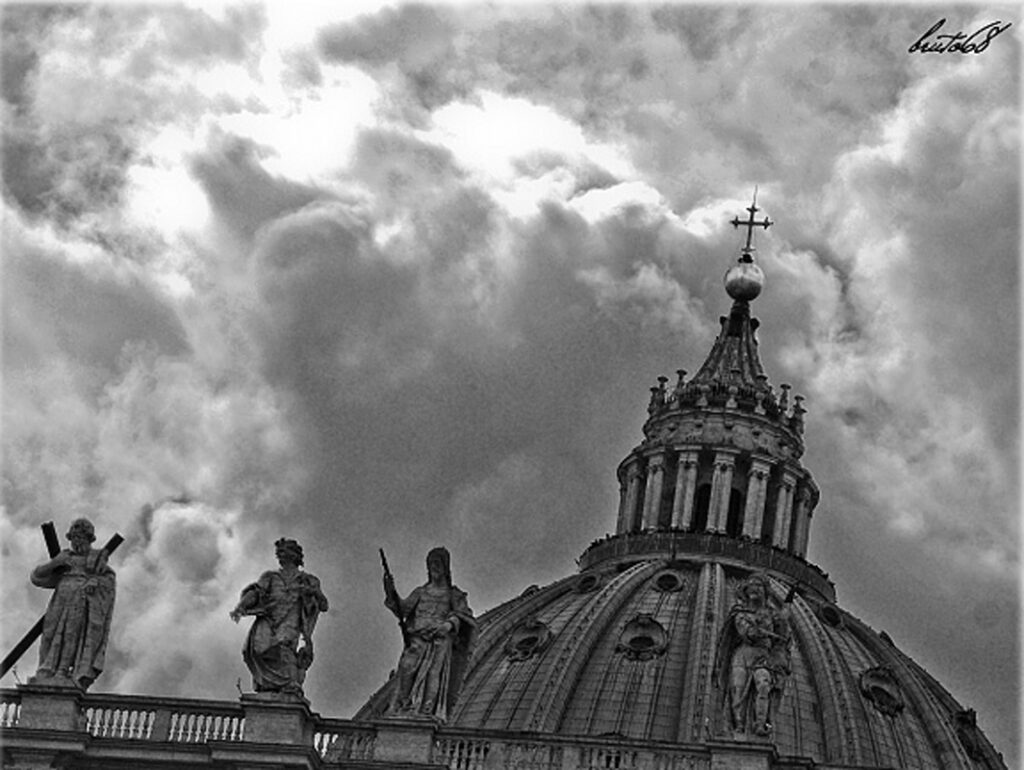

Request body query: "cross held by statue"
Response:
[1, 521, 123, 682]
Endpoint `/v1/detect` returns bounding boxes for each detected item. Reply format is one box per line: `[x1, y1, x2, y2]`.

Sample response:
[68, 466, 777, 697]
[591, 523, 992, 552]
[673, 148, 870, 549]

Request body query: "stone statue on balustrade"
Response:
[29, 518, 117, 690]
[230, 538, 329, 698]
[375, 546, 475, 722]
[715, 573, 793, 739]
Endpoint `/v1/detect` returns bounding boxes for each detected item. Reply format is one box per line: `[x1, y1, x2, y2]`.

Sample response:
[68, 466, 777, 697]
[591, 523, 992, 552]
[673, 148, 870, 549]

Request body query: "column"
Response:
[772, 471, 797, 549]
[671, 451, 699, 529]
[641, 452, 667, 529]
[791, 485, 814, 557]
[708, 452, 736, 533]
[615, 468, 629, 534]
[620, 459, 644, 534]
[742, 458, 772, 539]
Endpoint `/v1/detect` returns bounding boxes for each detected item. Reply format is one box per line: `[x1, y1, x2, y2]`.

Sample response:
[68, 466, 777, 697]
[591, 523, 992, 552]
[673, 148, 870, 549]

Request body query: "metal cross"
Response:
[730, 187, 773, 255]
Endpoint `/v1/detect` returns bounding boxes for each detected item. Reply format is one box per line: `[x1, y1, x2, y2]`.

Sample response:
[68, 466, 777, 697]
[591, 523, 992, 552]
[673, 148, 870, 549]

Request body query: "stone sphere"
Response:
[724, 260, 764, 301]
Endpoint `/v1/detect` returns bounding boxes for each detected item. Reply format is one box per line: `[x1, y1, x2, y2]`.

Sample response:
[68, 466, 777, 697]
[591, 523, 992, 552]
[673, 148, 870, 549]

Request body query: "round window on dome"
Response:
[616, 613, 668, 661]
[505, 619, 552, 662]
[576, 573, 602, 593]
[653, 570, 685, 593]
[859, 665, 905, 716]
[817, 602, 844, 628]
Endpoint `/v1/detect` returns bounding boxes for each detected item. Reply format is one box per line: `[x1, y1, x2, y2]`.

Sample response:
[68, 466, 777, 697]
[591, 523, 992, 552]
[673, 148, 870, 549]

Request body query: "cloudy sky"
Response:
[1, 2, 1019, 764]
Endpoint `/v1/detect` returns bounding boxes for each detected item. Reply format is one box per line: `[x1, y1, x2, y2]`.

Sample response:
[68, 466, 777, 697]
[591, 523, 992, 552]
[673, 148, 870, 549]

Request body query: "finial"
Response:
[724, 188, 770, 302]
[730, 186, 773, 259]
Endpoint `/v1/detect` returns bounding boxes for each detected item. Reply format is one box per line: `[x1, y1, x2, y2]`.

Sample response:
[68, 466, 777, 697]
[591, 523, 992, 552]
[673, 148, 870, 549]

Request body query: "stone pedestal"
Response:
[240, 692, 315, 745]
[15, 683, 84, 731]
[708, 740, 773, 770]
[372, 717, 438, 765]
[4, 684, 88, 769]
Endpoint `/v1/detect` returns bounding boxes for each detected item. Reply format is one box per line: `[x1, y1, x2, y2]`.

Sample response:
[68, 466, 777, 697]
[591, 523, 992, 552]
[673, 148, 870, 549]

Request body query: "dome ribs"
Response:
[450, 576, 579, 726]
[821, 615, 892, 765]
[843, 615, 979, 769]
[787, 593, 865, 764]
[678, 562, 724, 742]
[521, 562, 660, 734]
[571, 564, 686, 740]
[642, 574, 696, 742]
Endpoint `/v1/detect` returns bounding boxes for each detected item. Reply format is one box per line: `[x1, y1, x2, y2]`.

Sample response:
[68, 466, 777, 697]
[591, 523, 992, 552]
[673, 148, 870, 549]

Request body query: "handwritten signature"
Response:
[908, 18, 1012, 54]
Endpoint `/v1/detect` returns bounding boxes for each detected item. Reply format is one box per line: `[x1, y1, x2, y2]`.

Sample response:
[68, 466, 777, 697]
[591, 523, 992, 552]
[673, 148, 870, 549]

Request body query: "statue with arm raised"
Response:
[230, 538, 329, 697]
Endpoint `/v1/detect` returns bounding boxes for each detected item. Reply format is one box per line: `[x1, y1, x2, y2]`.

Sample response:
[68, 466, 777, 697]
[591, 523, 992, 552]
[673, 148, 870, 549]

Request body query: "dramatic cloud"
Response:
[1, 4, 1018, 765]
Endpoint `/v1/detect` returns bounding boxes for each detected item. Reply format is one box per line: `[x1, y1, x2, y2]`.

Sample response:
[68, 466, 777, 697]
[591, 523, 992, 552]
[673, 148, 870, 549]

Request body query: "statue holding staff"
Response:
[379, 546, 475, 721]
[230, 538, 329, 697]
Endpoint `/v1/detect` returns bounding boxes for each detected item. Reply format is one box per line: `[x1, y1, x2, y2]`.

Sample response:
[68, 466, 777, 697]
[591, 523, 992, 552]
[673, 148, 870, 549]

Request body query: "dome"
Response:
[357, 196, 1007, 770]
[445, 537, 1004, 768]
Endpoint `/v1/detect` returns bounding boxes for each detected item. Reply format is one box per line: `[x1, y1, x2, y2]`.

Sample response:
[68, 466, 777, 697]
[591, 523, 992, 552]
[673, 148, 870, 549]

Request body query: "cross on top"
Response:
[731, 188, 773, 256]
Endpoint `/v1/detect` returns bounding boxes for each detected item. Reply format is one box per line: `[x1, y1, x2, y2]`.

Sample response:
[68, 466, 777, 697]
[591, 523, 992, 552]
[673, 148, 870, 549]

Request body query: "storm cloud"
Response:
[1, 4, 1018, 765]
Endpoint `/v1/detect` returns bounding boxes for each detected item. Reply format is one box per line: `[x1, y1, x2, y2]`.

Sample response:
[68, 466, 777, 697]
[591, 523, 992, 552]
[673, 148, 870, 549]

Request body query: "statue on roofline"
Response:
[29, 517, 117, 690]
[376, 546, 476, 722]
[230, 538, 329, 698]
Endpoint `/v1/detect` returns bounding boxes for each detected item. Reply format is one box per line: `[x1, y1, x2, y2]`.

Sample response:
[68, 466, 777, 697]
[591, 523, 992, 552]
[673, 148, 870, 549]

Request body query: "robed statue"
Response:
[379, 546, 475, 721]
[29, 518, 116, 690]
[715, 573, 793, 738]
[230, 538, 329, 697]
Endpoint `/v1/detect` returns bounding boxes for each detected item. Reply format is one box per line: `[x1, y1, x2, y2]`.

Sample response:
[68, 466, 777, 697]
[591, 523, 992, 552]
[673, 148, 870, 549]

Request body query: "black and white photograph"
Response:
[1, 3, 1018, 769]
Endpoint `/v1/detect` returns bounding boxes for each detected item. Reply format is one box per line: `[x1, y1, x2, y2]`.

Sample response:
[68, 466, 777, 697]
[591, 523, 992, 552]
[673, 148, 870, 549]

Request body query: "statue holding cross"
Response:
[16, 519, 120, 690]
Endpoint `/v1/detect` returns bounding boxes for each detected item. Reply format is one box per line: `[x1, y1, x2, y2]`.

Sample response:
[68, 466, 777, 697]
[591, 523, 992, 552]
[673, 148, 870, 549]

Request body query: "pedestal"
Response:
[15, 683, 84, 731]
[372, 716, 438, 765]
[240, 692, 315, 745]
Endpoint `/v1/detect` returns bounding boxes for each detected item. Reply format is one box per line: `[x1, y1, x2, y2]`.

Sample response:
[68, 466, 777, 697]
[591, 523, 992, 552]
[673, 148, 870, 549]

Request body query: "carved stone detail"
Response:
[505, 619, 553, 662]
[859, 666, 905, 717]
[616, 613, 668, 661]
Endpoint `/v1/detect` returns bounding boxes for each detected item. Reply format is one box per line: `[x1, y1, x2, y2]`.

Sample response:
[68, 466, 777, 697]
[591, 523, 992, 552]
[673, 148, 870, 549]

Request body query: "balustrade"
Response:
[1, 692, 19, 728]
[316, 721, 377, 760]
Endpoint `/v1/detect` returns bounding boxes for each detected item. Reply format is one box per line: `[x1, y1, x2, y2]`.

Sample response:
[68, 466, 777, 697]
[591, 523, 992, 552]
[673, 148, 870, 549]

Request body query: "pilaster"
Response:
[741, 457, 772, 539]
[641, 453, 667, 529]
[708, 452, 737, 532]
[772, 471, 797, 550]
[791, 484, 813, 557]
[621, 459, 644, 534]
[671, 451, 699, 530]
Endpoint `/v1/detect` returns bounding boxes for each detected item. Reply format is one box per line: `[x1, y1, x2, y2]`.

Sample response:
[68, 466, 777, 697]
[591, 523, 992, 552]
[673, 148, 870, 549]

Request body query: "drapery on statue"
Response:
[715, 573, 794, 738]
[230, 538, 329, 697]
[29, 518, 116, 690]
[380, 546, 475, 721]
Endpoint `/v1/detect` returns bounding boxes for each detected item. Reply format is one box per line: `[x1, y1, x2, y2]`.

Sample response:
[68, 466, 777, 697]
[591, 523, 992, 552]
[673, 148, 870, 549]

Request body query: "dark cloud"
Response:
[2, 229, 188, 374]
[191, 133, 331, 239]
[1, 4, 1018, 765]
[318, 4, 465, 111]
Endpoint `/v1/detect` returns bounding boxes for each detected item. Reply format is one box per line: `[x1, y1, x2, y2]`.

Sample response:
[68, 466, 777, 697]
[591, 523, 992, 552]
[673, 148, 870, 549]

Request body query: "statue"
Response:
[715, 573, 793, 738]
[29, 518, 116, 690]
[230, 538, 329, 697]
[379, 547, 475, 721]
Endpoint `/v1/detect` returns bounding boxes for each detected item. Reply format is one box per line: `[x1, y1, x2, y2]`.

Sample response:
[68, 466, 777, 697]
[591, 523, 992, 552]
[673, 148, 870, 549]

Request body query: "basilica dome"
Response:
[446, 541, 1003, 768]
[359, 198, 1007, 770]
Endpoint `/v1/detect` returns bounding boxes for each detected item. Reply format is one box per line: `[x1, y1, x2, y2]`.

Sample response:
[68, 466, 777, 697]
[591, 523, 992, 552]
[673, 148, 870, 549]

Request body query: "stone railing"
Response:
[578, 531, 835, 601]
[82, 692, 245, 742]
[1, 688, 21, 728]
[314, 718, 377, 760]
[431, 728, 712, 770]
[1, 688, 768, 769]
